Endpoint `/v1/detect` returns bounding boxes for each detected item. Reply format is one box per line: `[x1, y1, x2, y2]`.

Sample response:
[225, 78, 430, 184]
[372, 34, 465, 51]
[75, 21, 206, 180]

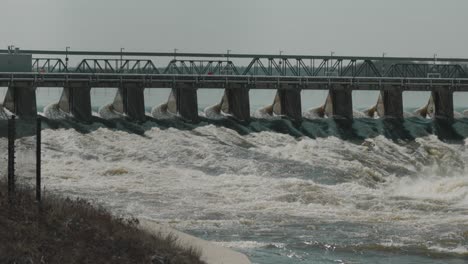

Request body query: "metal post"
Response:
[36, 117, 41, 202]
[7, 115, 16, 204]
[382, 52, 386, 75]
[65, 46, 70, 70]
[120, 48, 125, 72]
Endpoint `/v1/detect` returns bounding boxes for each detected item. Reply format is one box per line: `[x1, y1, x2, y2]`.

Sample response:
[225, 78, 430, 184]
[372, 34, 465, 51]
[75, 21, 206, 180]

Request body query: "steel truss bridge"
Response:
[2, 49, 468, 79]
[2, 49, 468, 123]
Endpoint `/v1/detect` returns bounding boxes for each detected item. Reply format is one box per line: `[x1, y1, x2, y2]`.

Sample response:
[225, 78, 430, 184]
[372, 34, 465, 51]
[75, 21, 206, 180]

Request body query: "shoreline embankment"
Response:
[139, 219, 251, 264]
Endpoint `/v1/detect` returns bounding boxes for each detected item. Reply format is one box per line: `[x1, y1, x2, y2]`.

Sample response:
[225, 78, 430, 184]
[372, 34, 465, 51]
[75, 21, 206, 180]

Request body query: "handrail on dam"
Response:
[2, 73, 468, 91]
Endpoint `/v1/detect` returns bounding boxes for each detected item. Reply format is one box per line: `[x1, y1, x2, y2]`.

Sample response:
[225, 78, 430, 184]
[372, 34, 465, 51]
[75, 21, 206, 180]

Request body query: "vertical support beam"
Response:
[431, 88, 453, 120]
[112, 84, 146, 121]
[174, 84, 199, 123]
[36, 117, 41, 202]
[8, 115, 15, 204]
[326, 85, 353, 119]
[272, 85, 302, 122]
[222, 85, 250, 122]
[3, 84, 37, 118]
[377, 87, 403, 118]
[58, 84, 92, 122]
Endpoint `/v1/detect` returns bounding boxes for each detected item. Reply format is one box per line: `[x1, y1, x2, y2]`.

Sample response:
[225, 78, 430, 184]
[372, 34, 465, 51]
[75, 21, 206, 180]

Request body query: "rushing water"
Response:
[1, 89, 468, 263]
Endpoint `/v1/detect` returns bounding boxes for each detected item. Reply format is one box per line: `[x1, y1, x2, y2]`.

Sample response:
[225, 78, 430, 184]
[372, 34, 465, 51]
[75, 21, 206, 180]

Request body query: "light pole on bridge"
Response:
[65, 46, 70, 70]
[120, 48, 125, 72]
[329, 51, 335, 74]
[382, 52, 387, 74]
[279, 50, 284, 67]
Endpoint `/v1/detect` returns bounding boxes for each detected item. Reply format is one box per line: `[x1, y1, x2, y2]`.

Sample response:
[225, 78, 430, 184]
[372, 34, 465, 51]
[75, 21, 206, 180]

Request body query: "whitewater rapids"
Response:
[9, 116, 459, 264]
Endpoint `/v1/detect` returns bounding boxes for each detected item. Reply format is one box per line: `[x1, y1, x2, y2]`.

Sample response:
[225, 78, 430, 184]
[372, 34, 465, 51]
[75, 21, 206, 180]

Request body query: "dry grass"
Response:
[0, 181, 204, 264]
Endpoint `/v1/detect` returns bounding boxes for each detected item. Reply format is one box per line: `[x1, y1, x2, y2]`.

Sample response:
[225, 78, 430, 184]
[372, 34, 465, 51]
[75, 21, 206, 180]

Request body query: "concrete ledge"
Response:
[139, 219, 251, 264]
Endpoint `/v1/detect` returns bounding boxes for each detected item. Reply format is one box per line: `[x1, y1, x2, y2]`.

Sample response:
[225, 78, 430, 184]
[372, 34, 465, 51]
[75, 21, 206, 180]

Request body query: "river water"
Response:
[1, 88, 468, 263]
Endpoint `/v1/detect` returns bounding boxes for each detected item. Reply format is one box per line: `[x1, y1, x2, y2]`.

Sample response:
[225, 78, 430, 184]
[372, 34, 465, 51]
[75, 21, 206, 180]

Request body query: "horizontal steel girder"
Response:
[1, 73, 468, 91]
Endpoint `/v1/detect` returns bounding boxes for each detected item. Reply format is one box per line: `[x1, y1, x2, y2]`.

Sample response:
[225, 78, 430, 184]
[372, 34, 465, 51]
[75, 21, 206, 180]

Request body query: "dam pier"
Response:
[1, 48, 468, 123]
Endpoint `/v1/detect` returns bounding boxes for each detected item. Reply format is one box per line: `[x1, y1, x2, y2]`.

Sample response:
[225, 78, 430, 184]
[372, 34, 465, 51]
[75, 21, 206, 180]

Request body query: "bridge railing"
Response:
[29, 57, 468, 79]
[2, 72, 468, 91]
[3, 49, 468, 78]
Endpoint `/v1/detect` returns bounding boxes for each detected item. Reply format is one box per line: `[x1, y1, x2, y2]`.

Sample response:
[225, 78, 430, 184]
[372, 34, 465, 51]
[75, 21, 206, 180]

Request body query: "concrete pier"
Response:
[172, 84, 199, 123]
[221, 85, 250, 121]
[325, 86, 353, 119]
[112, 84, 146, 121]
[377, 88, 404, 118]
[272, 86, 302, 121]
[58, 84, 92, 122]
[431, 89, 454, 120]
[3, 84, 37, 117]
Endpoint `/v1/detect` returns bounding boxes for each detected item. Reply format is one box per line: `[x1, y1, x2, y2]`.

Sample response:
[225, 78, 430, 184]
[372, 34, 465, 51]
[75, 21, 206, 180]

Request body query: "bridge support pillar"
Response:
[58, 84, 92, 122]
[272, 86, 302, 122]
[112, 84, 146, 121]
[377, 88, 403, 118]
[169, 84, 198, 123]
[3, 84, 37, 117]
[221, 85, 250, 122]
[325, 86, 353, 119]
[432, 89, 454, 120]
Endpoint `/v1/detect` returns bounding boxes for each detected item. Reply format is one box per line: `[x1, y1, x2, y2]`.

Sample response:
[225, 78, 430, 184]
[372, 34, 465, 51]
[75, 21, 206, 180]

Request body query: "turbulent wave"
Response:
[203, 104, 225, 120]
[253, 105, 280, 119]
[98, 104, 124, 119]
[43, 103, 70, 119]
[22, 115, 468, 263]
[0, 104, 12, 120]
[151, 103, 176, 119]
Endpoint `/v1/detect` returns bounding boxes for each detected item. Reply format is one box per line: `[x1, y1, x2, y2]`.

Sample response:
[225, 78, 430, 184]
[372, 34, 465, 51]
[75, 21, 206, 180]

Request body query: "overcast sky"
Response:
[1, 0, 468, 58]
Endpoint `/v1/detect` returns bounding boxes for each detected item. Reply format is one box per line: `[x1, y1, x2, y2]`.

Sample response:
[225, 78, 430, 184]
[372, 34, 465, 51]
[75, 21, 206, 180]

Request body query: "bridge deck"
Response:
[2, 73, 468, 91]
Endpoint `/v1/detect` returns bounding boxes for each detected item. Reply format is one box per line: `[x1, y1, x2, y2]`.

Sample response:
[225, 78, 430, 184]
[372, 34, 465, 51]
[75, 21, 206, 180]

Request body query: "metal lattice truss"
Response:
[31, 57, 468, 78]
[385, 64, 466, 78]
[163, 60, 239, 75]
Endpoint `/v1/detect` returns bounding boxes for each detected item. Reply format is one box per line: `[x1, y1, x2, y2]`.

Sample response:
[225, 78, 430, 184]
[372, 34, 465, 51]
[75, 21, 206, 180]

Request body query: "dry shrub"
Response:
[0, 181, 204, 264]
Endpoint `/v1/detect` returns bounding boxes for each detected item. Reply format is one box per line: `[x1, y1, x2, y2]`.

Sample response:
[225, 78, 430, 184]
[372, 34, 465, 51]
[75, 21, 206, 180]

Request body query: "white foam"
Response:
[38, 125, 468, 258]
[253, 105, 280, 119]
[151, 103, 176, 119]
[204, 104, 225, 120]
[213, 241, 280, 250]
[428, 245, 468, 254]
[98, 103, 124, 119]
[0, 104, 10, 119]
[454, 111, 463, 119]
[43, 103, 70, 119]
[353, 110, 368, 118]
[387, 175, 468, 206]
[303, 106, 325, 119]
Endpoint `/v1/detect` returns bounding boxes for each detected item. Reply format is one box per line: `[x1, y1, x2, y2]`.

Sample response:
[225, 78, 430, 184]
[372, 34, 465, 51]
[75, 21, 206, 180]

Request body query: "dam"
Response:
[1, 48, 468, 123]
[2, 48, 468, 263]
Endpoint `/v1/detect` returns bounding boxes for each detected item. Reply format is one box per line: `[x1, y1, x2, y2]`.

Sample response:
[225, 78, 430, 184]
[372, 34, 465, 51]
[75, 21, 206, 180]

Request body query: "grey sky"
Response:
[1, 0, 468, 57]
